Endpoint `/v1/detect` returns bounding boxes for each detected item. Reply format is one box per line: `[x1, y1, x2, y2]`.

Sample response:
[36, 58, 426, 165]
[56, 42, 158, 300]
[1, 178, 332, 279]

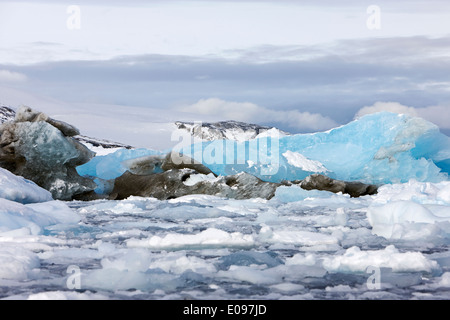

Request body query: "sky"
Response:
[0, 0, 450, 145]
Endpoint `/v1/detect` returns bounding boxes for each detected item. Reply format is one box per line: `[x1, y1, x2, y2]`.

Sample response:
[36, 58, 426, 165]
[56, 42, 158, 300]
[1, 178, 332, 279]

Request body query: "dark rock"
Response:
[344, 181, 379, 198]
[110, 169, 279, 201]
[161, 152, 215, 176]
[300, 174, 378, 197]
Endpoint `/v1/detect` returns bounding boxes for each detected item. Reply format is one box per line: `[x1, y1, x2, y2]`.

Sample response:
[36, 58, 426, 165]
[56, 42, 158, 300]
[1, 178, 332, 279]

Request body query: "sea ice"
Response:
[273, 185, 336, 202]
[322, 245, 439, 273]
[127, 228, 255, 250]
[0, 198, 80, 235]
[1, 112, 450, 300]
[437, 184, 450, 203]
[26, 291, 109, 300]
[0, 246, 40, 280]
[367, 180, 450, 240]
[0, 119, 96, 200]
[150, 251, 217, 274]
[0, 167, 53, 204]
[1, 179, 449, 299]
[258, 225, 339, 248]
[217, 265, 285, 285]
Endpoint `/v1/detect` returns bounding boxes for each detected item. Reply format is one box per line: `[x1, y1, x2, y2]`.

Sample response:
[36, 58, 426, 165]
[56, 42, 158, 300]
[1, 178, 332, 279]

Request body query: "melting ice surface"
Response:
[2, 177, 450, 299]
[1, 112, 450, 300]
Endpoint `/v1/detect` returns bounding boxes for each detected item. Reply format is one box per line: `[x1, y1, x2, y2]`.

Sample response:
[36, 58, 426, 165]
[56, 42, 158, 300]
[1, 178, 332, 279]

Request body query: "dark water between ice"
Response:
[2, 191, 450, 300]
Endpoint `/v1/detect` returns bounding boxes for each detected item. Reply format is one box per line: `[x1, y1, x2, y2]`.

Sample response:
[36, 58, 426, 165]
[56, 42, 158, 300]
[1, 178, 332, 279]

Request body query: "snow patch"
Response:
[282, 150, 328, 173]
[367, 180, 450, 240]
[0, 246, 40, 280]
[126, 228, 255, 250]
[183, 173, 219, 186]
[322, 245, 439, 273]
[0, 168, 53, 204]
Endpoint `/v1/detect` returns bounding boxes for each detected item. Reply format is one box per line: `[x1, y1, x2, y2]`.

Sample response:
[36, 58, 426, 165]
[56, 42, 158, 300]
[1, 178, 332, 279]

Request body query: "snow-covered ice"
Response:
[2, 112, 450, 300]
[0, 168, 52, 204]
[282, 150, 329, 173]
[126, 228, 256, 250]
[76, 148, 164, 181]
[367, 180, 450, 241]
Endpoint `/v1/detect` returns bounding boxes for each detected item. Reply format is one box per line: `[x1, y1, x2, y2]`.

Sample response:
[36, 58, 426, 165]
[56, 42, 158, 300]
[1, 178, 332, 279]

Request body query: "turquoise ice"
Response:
[175, 112, 450, 184]
[77, 112, 450, 187]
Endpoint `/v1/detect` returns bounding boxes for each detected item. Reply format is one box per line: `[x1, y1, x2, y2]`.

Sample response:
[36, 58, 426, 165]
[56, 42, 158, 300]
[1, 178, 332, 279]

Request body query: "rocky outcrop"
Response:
[110, 169, 279, 201]
[175, 120, 288, 141]
[108, 157, 379, 200]
[299, 173, 378, 197]
[0, 106, 96, 200]
[1, 105, 378, 202]
[14, 106, 81, 137]
[1, 105, 380, 203]
[0, 105, 15, 124]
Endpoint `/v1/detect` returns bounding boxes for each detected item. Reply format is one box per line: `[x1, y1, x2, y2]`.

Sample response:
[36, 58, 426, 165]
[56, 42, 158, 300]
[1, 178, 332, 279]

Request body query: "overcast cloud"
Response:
[0, 0, 449, 137]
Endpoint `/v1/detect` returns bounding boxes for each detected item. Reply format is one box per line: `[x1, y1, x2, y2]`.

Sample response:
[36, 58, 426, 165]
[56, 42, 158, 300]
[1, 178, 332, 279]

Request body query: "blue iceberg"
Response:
[76, 148, 164, 181]
[77, 112, 450, 188]
[174, 112, 450, 184]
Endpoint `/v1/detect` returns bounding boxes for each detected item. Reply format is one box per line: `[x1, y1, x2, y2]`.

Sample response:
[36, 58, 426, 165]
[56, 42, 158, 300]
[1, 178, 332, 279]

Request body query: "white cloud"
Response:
[177, 98, 338, 132]
[0, 70, 28, 83]
[354, 101, 419, 119]
[416, 105, 450, 130]
[355, 101, 450, 129]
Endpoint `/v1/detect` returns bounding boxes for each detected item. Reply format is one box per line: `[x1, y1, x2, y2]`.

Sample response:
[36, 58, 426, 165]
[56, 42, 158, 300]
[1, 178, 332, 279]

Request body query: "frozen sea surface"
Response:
[1, 180, 450, 300]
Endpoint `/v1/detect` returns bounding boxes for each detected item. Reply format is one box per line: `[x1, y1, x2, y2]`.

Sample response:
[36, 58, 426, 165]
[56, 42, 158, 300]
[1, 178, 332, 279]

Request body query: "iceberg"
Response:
[0, 166, 80, 237]
[174, 112, 450, 184]
[367, 180, 450, 241]
[273, 184, 336, 202]
[0, 107, 97, 200]
[0, 198, 80, 235]
[77, 112, 449, 199]
[76, 148, 164, 181]
[76, 148, 165, 194]
[0, 167, 53, 204]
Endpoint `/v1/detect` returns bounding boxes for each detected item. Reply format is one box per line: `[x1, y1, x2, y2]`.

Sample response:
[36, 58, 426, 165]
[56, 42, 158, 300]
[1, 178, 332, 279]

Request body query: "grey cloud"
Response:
[3, 35, 450, 133]
[16, 0, 450, 14]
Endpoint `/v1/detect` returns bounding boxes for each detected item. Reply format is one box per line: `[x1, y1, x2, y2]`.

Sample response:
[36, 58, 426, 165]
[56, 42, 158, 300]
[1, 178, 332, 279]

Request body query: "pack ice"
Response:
[0, 168, 80, 281]
[1, 111, 450, 300]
